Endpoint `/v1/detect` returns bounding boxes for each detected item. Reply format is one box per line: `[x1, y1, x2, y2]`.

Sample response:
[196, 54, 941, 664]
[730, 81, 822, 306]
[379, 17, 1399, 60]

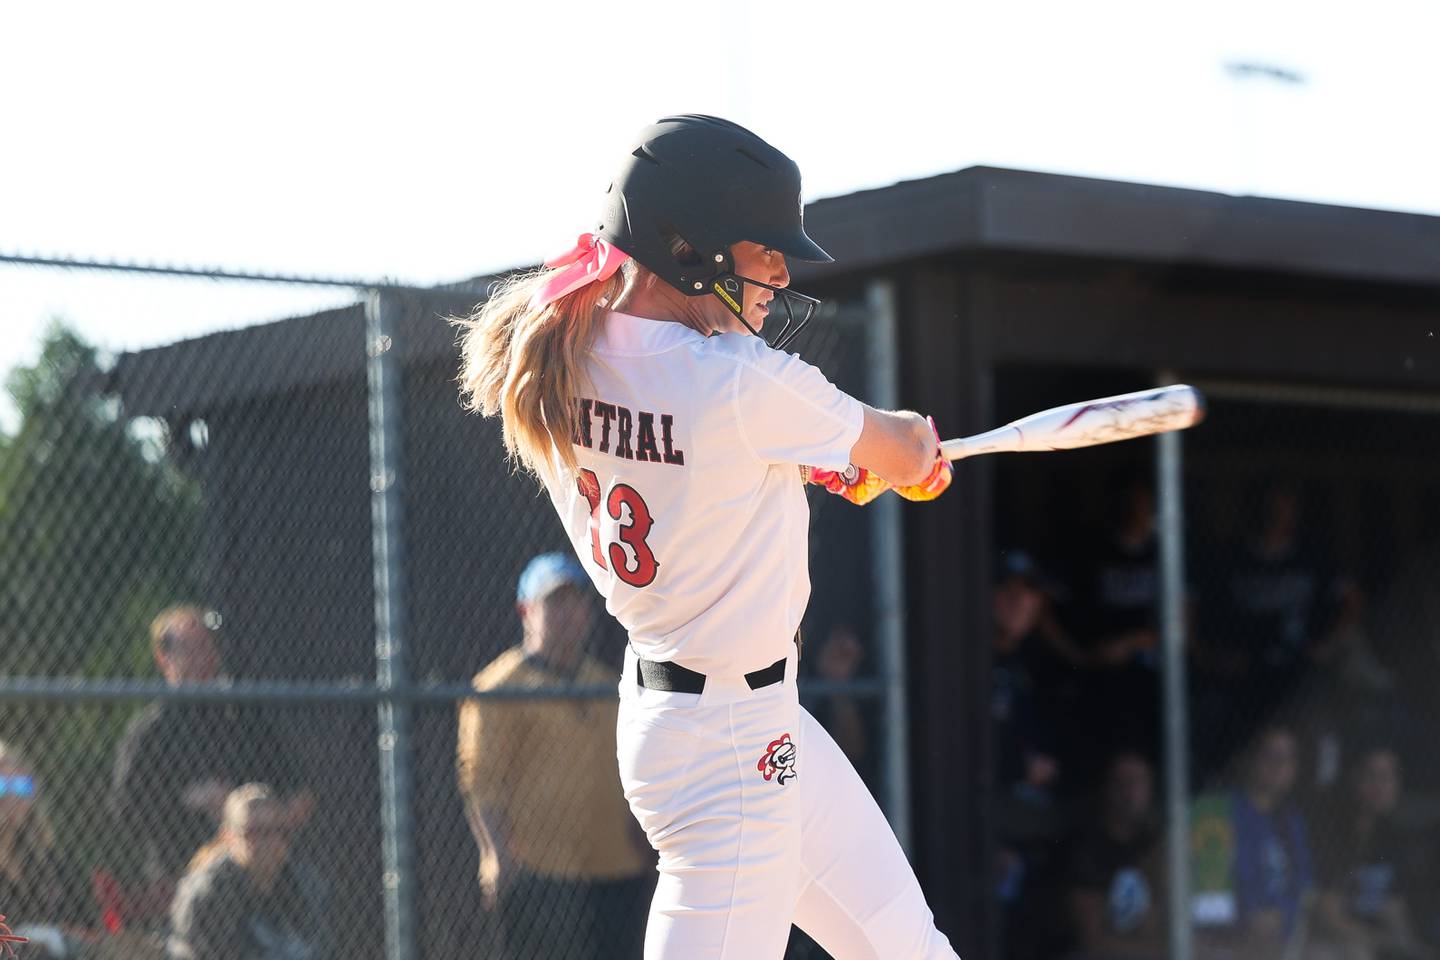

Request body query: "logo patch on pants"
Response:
[757, 733, 797, 785]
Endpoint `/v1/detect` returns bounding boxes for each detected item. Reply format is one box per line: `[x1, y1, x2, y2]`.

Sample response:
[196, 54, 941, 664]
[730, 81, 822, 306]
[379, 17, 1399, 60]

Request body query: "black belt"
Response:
[635, 655, 786, 695]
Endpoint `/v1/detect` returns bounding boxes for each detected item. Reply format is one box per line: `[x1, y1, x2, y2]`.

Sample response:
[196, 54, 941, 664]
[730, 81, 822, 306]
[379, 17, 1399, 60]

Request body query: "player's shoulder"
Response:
[699, 333, 814, 379]
[472, 646, 527, 691]
[702, 331, 774, 362]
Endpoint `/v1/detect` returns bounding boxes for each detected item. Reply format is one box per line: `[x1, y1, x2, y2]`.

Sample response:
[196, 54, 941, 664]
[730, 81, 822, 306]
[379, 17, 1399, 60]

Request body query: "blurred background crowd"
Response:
[987, 474, 1440, 960]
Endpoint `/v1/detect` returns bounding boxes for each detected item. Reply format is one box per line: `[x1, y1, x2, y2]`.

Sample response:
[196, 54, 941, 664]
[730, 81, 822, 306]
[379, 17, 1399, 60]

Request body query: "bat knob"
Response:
[839, 464, 860, 485]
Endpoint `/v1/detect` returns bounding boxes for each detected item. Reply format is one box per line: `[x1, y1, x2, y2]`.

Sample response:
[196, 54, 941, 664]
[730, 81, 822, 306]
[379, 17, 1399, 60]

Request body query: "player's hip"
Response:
[616, 655, 803, 857]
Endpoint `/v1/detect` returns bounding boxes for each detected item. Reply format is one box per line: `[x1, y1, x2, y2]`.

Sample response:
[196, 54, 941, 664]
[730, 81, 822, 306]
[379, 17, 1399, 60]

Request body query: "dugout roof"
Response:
[107, 165, 1440, 413]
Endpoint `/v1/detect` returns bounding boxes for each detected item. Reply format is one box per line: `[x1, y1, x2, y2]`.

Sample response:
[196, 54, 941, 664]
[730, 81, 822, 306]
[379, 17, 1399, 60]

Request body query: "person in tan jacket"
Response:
[457, 553, 653, 959]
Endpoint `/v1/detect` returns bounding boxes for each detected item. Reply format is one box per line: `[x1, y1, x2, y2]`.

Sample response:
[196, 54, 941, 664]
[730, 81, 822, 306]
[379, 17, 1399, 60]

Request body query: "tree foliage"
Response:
[0, 322, 202, 873]
[0, 324, 201, 677]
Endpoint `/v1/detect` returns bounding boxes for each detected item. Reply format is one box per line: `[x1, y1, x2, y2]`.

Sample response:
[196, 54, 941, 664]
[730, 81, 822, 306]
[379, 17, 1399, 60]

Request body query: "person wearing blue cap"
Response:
[456, 553, 653, 960]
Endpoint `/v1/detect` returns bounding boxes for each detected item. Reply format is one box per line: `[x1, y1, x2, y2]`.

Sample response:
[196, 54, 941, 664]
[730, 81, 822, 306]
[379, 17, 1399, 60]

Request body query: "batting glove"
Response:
[892, 417, 953, 502]
[804, 464, 892, 506]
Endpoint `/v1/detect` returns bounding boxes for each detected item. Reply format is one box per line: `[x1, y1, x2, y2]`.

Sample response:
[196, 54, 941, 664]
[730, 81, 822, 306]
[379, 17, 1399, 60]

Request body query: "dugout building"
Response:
[108, 167, 1440, 959]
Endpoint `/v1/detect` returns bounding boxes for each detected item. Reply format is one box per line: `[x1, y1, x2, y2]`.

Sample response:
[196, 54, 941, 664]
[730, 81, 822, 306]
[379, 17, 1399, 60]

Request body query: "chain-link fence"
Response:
[0, 261, 905, 959]
[16, 260, 1435, 960]
[989, 369, 1440, 960]
[1182, 385, 1440, 960]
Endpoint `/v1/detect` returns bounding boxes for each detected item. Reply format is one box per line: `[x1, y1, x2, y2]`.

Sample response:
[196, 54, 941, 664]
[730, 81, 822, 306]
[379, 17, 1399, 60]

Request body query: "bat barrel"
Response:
[939, 384, 1205, 462]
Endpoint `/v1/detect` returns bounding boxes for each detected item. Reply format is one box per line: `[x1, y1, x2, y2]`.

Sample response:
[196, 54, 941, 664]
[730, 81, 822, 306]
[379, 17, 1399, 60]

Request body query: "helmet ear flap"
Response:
[662, 231, 704, 266]
[668, 233, 734, 295]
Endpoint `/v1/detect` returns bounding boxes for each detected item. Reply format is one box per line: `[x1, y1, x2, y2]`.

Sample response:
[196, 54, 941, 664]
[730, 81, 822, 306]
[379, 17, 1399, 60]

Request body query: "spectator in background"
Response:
[1312, 746, 1432, 960]
[108, 606, 313, 927]
[1216, 484, 1341, 702]
[809, 624, 873, 784]
[0, 740, 89, 934]
[457, 554, 653, 960]
[168, 784, 328, 960]
[1370, 542, 1440, 793]
[1299, 580, 1400, 793]
[1063, 751, 1166, 960]
[1231, 723, 1314, 955]
[992, 550, 1075, 809]
[992, 550, 1080, 960]
[1194, 483, 1348, 786]
[1067, 475, 1181, 782]
[1074, 476, 1160, 675]
[1308, 580, 1393, 698]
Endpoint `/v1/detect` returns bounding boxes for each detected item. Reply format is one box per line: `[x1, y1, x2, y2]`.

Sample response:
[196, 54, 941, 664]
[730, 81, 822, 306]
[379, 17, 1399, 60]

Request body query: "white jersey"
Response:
[540, 310, 863, 677]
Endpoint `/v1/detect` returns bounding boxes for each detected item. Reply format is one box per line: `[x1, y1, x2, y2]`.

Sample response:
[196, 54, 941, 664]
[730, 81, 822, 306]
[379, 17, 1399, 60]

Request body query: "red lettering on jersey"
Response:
[578, 470, 659, 587]
[616, 406, 635, 460]
[635, 412, 662, 463]
[661, 414, 685, 466]
[607, 483, 658, 587]
[593, 402, 617, 453]
[576, 468, 605, 567]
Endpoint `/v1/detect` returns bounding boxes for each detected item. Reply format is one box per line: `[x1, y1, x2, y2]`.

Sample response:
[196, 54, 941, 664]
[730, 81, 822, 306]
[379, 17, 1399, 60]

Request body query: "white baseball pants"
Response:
[616, 647, 960, 960]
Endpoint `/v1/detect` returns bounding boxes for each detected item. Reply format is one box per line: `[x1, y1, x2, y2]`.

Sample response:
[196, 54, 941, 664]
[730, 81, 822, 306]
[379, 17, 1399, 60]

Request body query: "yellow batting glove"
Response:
[893, 417, 953, 502]
[804, 464, 892, 506]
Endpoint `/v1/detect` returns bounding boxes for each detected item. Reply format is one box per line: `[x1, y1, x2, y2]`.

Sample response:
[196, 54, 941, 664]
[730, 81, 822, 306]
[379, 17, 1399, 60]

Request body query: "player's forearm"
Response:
[851, 407, 936, 487]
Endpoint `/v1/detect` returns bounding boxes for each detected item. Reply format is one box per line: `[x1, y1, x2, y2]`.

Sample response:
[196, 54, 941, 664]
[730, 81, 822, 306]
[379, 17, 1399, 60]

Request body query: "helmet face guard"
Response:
[702, 258, 821, 352]
[597, 115, 832, 351]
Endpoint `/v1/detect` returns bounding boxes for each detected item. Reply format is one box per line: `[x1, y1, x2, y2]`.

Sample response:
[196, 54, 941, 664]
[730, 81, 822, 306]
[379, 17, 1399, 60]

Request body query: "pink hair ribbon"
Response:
[527, 233, 631, 312]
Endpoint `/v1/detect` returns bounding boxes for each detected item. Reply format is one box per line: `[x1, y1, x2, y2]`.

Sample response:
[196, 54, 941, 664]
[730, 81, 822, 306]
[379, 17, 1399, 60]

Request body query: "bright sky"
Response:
[2, 0, 1438, 429]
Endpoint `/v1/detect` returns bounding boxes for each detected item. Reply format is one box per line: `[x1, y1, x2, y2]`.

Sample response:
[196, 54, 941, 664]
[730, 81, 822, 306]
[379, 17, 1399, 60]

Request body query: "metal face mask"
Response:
[703, 254, 821, 352]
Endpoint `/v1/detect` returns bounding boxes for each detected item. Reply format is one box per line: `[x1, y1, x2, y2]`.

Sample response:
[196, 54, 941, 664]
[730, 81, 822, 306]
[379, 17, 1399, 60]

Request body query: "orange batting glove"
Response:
[804, 464, 892, 506]
[893, 417, 953, 502]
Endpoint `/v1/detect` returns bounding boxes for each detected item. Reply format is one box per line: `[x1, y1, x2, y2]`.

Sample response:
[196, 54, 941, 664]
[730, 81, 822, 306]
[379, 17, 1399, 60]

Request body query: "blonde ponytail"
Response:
[454, 265, 630, 479]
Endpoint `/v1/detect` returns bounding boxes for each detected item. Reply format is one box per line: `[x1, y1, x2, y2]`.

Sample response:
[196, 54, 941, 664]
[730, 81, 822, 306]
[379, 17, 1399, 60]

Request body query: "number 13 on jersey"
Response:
[577, 468, 659, 587]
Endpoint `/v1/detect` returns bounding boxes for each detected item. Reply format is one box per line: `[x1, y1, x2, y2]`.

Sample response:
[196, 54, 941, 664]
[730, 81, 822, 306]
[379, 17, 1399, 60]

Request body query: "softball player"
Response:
[458, 115, 959, 959]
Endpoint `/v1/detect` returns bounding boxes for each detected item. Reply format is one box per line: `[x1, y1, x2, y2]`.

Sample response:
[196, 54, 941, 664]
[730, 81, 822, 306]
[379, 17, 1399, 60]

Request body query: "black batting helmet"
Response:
[596, 114, 832, 350]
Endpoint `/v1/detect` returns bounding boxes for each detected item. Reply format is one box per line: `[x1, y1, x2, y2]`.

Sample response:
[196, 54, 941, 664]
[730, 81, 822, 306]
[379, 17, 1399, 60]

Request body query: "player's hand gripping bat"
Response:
[938, 384, 1205, 462]
[809, 385, 1204, 505]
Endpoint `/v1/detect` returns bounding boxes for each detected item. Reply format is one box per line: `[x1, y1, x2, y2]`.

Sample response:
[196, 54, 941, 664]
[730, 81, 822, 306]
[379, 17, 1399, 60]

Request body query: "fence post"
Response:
[865, 278, 913, 852]
[1156, 403, 1193, 960]
[366, 288, 418, 960]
